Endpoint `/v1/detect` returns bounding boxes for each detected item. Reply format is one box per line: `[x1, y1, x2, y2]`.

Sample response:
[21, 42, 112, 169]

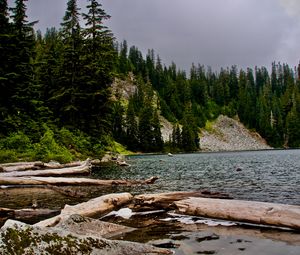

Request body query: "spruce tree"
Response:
[125, 99, 139, 150]
[152, 109, 163, 151]
[56, 0, 82, 128]
[0, 0, 10, 130]
[3, 0, 37, 133]
[81, 0, 115, 136]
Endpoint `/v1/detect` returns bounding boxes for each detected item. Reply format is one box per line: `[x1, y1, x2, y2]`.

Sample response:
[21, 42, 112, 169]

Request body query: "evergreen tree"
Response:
[0, 0, 11, 132]
[81, 0, 115, 136]
[2, 0, 37, 133]
[54, 0, 82, 128]
[152, 109, 163, 151]
[138, 106, 154, 152]
[125, 99, 139, 150]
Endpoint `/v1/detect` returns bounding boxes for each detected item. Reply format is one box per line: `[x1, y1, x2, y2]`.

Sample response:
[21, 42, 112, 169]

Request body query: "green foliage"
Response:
[0, 150, 18, 163]
[33, 126, 74, 163]
[0, 131, 31, 152]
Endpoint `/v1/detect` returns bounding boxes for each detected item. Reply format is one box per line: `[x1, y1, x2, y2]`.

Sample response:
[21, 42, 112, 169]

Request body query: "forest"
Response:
[1, 0, 300, 163]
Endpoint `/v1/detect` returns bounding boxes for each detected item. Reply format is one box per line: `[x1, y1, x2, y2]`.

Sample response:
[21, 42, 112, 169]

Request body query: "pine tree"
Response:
[0, 0, 11, 130]
[80, 0, 116, 136]
[53, 0, 82, 128]
[152, 109, 163, 151]
[2, 0, 38, 133]
[138, 106, 154, 152]
[125, 99, 139, 150]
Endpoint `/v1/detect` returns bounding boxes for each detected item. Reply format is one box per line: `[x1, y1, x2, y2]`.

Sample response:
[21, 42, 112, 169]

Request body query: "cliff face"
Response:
[200, 115, 272, 152]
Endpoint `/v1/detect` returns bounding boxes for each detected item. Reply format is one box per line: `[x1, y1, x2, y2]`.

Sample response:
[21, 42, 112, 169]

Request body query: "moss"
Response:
[0, 226, 112, 255]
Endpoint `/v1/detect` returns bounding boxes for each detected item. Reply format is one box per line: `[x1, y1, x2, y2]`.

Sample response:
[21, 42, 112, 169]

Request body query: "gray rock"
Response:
[55, 214, 136, 239]
[0, 219, 172, 255]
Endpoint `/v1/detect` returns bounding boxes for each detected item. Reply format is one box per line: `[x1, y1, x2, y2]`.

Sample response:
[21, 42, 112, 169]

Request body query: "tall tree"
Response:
[80, 0, 116, 136]
[53, 0, 82, 128]
[2, 0, 37, 133]
[0, 0, 10, 125]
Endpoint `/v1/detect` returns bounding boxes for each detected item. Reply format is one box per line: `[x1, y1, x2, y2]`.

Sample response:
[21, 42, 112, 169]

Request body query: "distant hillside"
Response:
[111, 78, 272, 152]
[200, 115, 272, 152]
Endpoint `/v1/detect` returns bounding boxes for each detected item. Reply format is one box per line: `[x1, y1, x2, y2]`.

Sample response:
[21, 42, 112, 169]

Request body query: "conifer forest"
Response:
[1, 0, 300, 162]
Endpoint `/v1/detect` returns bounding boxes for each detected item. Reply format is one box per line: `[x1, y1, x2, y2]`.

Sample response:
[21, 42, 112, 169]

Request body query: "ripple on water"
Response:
[93, 150, 300, 205]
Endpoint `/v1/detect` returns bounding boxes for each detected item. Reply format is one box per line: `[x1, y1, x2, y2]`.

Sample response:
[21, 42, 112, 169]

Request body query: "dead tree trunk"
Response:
[1, 161, 83, 172]
[133, 191, 231, 210]
[35, 192, 133, 228]
[0, 176, 158, 186]
[0, 160, 91, 177]
[175, 197, 300, 230]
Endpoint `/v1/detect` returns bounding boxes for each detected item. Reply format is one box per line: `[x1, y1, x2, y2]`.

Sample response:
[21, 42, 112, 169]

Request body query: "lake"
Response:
[94, 149, 300, 205]
[94, 149, 300, 254]
[1, 149, 299, 254]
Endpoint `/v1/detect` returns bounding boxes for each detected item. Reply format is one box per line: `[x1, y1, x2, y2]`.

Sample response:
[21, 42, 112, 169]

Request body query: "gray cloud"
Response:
[7, 0, 300, 71]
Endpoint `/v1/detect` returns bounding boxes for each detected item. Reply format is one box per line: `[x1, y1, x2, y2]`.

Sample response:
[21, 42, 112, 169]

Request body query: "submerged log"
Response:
[0, 159, 91, 177]
[0, 176, 159, 186]
[175, 197, 300, 230]
[35, 193, 133, 228]
[133, 191, 232, 210]
[0, 207, 59, 223]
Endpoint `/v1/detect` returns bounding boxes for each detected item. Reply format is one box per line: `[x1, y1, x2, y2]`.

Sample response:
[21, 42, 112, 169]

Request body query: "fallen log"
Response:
[133, 191, 232, 210]
[175, 197, 300, 230]
[2, 161, 83, 172]
[1, 161, 83, 172]
[0, 176, 159, 186]
[35, 192, 133, 228]
[0, 207, 59, 223]
[0, 159, 91, 177]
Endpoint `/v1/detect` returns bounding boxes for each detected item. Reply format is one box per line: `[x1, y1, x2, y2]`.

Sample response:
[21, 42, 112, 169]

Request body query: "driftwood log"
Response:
[133, 191, 232, 210]
[0, 161, 83, 172]
[0, 160, 91, 177]
[175, 197, 300, 230]
[35, 192, 133, 228]
[0, 207, 59, 223]
[0, 176, 158, 186]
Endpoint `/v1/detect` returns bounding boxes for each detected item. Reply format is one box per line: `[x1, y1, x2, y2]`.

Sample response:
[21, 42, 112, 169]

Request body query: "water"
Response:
[95, 150, 300, 254]
[93, 149, 300, 205]
[1, 149, 299, 254]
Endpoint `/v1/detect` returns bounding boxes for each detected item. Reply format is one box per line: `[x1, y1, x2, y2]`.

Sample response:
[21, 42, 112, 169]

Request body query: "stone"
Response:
[0, 219, 172, 255]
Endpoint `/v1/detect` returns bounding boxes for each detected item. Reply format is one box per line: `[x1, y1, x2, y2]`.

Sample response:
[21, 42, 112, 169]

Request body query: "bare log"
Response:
[0, 176, 159, 186]
[1, 161, 82, 172]
[133, 191, 231, 210]
[35, 192, 133, 228]
[0, 160, 91, 177]
[175, 197, 300, 230]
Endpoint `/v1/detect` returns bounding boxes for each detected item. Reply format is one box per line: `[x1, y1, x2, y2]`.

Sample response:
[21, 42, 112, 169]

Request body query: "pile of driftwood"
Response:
[0, 158, 157, 186]
[0, 158, 159, 224]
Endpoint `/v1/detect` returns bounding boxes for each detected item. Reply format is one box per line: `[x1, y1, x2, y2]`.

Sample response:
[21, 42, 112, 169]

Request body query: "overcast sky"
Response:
[7, 0, 300, 71]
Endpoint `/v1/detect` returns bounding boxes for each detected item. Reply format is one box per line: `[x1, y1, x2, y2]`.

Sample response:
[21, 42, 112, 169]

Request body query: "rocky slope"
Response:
[199, 115, 272, 152]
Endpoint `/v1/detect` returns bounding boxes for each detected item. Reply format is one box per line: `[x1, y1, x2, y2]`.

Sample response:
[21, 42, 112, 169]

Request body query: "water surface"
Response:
[94, 149, 300, 205]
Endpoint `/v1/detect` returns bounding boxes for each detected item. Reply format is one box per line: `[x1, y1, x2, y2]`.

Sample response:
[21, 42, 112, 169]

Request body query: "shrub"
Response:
[0, 150, 18, 163]
[33, 126, 74, 163]
[0, 132, 31, 152]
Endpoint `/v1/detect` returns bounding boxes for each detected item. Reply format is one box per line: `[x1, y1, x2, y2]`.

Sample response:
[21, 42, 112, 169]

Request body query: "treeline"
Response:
[0, 0, 116, 162]
[1, 0, 300, 163]
[115, 40, 300, 148]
